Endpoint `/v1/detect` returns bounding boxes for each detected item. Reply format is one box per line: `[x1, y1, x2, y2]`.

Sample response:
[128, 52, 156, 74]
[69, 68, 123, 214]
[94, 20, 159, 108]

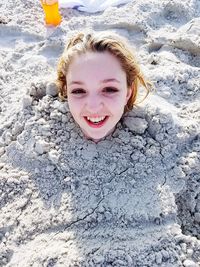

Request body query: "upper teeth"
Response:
[87, 116, 106, 122]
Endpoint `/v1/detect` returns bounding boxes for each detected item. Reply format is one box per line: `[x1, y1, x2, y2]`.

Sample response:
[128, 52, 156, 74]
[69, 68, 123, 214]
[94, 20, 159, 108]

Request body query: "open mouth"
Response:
[84, 116, 109, 128]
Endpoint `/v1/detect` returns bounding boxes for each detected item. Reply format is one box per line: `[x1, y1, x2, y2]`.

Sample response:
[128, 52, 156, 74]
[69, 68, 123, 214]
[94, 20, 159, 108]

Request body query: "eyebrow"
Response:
[69, 78, 120, 86]
[102, 78, 120, 83]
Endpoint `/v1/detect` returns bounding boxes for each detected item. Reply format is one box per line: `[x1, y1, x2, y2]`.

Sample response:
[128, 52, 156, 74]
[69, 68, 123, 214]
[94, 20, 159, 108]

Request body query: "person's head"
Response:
[56, 31, 150, 142]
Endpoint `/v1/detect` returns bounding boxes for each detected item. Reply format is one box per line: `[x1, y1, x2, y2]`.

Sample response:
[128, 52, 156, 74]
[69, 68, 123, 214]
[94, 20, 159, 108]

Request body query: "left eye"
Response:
[71, 88, 86, 94]
[103, 87, 119, 93]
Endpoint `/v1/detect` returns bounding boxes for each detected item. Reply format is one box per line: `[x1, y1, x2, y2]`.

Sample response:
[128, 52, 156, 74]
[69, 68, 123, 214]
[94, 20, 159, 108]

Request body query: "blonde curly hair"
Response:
[56, 31, 151, 113]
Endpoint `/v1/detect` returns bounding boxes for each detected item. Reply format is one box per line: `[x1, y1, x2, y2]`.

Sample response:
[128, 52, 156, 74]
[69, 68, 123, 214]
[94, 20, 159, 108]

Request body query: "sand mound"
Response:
[0, 0, 199, 266]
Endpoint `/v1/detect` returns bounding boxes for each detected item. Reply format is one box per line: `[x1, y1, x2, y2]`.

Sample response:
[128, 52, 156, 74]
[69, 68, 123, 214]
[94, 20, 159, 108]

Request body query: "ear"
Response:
[63, 85, 67, 97]
[126, 87, 132, 103]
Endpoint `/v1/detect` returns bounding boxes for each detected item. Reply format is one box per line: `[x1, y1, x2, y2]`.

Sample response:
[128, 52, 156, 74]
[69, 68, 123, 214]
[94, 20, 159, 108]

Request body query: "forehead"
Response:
[67, 51, 126, 81]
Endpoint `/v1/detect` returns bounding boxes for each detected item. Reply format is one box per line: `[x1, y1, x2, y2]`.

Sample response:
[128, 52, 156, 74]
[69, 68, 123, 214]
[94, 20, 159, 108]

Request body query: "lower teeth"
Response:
[92, 121, 102, 124]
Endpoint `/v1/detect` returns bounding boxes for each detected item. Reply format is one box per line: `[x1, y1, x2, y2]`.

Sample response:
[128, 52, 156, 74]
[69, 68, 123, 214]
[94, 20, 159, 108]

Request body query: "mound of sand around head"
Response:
[0, 0, 199, 266]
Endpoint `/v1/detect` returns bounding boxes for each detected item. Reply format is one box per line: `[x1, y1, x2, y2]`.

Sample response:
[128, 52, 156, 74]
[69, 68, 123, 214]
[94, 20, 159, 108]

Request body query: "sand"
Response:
[0, 0, 200, 266]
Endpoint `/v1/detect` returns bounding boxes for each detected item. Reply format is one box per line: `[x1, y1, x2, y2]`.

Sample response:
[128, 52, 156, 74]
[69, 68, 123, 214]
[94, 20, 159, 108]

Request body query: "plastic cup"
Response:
[41, 1, 62, 26]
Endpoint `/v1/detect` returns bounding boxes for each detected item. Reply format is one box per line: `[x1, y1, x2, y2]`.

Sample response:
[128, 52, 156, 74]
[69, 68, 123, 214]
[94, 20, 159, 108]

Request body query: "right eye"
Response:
[71, 88, 86, 94]
[103, 87, 119, 93]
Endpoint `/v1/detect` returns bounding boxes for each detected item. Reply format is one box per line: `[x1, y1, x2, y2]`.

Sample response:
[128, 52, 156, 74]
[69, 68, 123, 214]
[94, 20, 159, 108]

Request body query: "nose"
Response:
[85, 93, 103, 113]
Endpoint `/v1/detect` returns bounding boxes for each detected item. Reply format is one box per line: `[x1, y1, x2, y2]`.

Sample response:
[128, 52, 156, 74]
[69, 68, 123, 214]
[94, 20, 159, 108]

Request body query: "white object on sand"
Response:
[59, 0, 131, 12]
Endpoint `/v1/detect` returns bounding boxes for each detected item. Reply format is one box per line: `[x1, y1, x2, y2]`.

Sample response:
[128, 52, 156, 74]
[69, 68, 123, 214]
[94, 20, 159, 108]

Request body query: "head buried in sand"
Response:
[56, 31, 151, 142]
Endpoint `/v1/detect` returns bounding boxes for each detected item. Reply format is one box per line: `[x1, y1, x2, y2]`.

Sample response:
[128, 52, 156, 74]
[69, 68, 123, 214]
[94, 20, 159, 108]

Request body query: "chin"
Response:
[86, 134, 105, 142]
[82, 126, 116, 142]
[83, 131, 106, 142]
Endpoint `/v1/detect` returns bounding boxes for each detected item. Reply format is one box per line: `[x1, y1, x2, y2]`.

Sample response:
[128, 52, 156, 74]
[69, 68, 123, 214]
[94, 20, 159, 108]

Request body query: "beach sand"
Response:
[0, 0, 199, 266]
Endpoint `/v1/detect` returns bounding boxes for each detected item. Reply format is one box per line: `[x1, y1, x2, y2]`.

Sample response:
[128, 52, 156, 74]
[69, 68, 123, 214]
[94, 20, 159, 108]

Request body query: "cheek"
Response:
[67, 99, 81, 119]
[110, 95, 127, 108]
[68, 97, 81, 109]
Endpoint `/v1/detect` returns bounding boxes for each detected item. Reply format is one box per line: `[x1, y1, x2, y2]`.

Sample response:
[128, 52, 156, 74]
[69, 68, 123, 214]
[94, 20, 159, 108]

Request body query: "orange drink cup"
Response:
[41, 1, 62, 26]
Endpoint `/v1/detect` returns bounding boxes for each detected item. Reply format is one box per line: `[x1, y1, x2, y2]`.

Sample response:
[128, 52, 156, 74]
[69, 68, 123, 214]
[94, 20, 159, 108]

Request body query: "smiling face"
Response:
[66, 51, 132, 142]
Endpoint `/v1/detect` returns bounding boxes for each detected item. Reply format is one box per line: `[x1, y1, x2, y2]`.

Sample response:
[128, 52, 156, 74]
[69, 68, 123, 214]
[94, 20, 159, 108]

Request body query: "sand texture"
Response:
[0, 0, 200, 266]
